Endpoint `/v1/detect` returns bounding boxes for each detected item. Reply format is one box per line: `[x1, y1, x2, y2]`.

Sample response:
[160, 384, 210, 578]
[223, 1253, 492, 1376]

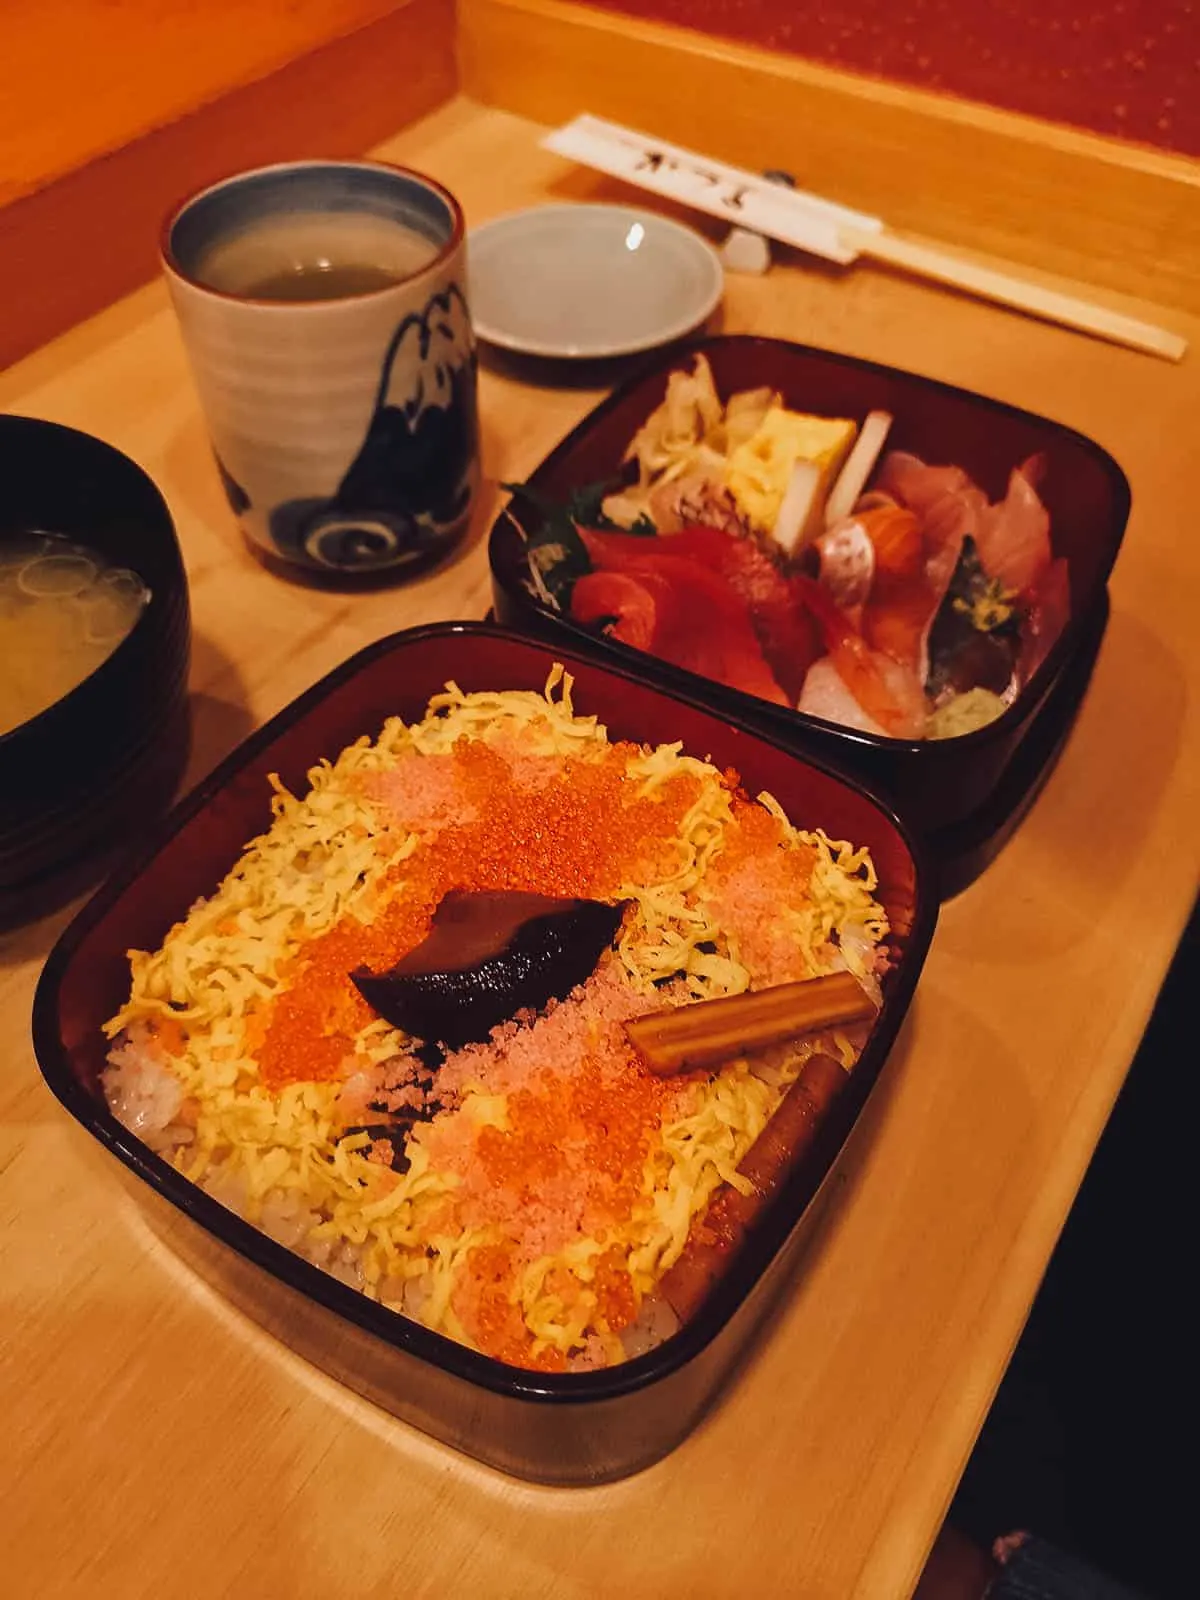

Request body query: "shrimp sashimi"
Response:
[796, 657, 887, 736]
[793, 575, 927, 739]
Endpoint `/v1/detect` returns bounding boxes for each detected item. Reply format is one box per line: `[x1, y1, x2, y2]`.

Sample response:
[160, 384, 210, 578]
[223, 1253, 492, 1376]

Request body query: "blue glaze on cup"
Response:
[162, 161, 478, 577]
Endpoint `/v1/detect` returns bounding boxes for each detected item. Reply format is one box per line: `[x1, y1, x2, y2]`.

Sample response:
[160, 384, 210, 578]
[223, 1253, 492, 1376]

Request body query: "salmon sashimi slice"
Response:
[810, 504, 937, 680]
[578, 526, 819, 699]
[848, 503, 941, 679]
[875, 452, 977, 592]
[877, 449, 1053, 597]
[856, 505, 924, 581]
[570, 559, 790, 706]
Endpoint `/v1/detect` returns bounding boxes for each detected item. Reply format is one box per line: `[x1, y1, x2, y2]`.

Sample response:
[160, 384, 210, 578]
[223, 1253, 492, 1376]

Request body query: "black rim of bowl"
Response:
[0, 416, 187, 754]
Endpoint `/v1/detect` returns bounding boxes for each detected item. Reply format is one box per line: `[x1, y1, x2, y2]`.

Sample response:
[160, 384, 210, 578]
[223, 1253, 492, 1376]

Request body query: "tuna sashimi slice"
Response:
[570, 559, 789, 706]
[579, 526, 820, 699]
[569, 570, 657, 650]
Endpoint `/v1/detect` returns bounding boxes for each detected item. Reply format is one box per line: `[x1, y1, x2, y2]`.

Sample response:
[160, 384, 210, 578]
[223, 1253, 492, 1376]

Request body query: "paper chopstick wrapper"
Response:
[542, 115, 1186, 362]
[543, 114, 881, 265]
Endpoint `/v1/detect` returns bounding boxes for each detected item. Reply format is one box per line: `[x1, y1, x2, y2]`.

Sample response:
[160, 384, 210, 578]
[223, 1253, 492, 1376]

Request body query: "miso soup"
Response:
[0, 532, 150, 736]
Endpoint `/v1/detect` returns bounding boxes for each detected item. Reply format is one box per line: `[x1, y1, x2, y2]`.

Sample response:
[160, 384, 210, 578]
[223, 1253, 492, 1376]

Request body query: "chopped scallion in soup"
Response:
[0, 532, 150, 736]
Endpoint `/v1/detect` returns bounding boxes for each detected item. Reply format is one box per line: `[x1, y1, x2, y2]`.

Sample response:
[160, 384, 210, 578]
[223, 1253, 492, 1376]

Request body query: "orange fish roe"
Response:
[452, 1244, 566, 1372]
[258, 739, 701, 1090]
[414, 739, 703, 902]
[409, 960, 693, 1368]
[592, 1245, 638, 1333]
[257, 893, 435, 1090]
[475, 1056, 668, 1235]
[424, 1038, 678, 1366]
[150, 1015, 188, 1057]
[453, 1241, 635, 1370]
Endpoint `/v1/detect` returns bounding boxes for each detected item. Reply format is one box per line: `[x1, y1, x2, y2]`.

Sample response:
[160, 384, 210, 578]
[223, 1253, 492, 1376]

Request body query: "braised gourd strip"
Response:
[658, 1050, 848, 1321]
[624, 970, 878, 1077]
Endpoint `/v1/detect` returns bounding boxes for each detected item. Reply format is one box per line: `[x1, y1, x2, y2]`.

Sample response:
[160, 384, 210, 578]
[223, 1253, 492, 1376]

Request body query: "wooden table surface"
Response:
[2, 98, 1197, 1600]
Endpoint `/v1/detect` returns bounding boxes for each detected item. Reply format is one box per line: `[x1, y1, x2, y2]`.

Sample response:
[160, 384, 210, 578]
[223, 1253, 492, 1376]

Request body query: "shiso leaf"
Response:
[501, 479, 657, 611]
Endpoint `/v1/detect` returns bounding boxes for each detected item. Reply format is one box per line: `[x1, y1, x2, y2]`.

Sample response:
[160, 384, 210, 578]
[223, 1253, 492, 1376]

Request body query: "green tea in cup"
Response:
[192, 209, 441, 303]
[163, 161, 478, 579]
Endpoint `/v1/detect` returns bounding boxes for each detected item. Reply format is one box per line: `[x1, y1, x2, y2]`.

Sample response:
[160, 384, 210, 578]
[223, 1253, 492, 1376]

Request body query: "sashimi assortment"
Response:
[506, 355, 1071, 741]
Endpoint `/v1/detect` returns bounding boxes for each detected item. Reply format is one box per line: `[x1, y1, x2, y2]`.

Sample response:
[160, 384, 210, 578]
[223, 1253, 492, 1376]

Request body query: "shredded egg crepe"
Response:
[602, 352, 855, 540]
[103, 669, 887, 1372]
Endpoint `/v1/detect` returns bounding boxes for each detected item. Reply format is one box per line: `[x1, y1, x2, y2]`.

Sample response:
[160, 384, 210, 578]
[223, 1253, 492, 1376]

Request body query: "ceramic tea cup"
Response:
[162, 160, 478, 578]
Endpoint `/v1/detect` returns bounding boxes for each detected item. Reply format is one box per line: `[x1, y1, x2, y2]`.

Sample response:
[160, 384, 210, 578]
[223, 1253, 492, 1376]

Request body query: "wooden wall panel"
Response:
[0, 0, 456, 370]
[585, 0, 1200, 156]
[458, 0, 1200, 317]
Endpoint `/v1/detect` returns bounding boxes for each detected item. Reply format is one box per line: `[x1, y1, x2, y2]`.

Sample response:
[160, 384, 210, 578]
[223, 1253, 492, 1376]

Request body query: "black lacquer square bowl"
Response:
[33, 623, 934, 1484]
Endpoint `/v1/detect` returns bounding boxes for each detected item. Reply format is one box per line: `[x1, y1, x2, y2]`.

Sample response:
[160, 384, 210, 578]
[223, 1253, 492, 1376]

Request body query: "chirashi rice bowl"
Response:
[103, 669, 888, 1372]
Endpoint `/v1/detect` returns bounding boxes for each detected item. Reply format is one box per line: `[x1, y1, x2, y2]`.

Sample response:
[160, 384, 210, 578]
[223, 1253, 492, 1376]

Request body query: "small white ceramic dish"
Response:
[467, 204, 724, 359]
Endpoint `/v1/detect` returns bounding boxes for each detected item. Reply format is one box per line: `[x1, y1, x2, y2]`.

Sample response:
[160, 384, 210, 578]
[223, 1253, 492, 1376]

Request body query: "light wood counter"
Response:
[1, 97, 1197, 1600]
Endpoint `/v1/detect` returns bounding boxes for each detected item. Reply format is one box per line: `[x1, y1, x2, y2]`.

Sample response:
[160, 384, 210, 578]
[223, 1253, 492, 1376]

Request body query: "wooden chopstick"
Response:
[625, 970, 878, 1077]
[541, 116, 1187, 361]
[844, 227, 1188, 363]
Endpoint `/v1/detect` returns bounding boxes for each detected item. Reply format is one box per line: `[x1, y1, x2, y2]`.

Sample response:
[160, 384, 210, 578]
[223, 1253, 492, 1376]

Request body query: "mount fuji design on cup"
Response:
[245, 283, 476, 571]
[163, 161, 479, 579]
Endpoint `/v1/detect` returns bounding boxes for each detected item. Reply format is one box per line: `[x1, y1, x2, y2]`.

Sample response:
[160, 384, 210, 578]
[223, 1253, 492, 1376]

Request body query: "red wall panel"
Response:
[593, 0, 1200, 156]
